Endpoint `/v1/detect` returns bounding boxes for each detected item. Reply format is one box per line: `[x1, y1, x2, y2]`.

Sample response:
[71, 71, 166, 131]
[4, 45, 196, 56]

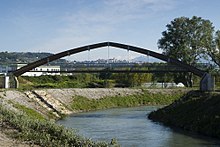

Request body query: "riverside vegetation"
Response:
[148, 91, 220, 139]
[70, 90, 184, 111]
[19, 71, 220, 91]
[18, 73, 152, 89]
[0, 105, 112, 146]
[0, 88, 186, 146]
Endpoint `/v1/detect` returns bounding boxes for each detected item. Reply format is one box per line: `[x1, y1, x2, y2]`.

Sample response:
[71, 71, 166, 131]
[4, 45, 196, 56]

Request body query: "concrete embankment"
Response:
[0, 88, 188, 119]
[148, 91, 220, 139]
[0, 88, 147, 119]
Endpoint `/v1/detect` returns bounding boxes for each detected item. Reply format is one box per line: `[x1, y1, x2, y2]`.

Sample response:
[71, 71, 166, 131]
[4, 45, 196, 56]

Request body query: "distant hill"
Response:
[132, 55, 163, 63]
[0, 52, 166, 66]
[0, 52, 68, 64]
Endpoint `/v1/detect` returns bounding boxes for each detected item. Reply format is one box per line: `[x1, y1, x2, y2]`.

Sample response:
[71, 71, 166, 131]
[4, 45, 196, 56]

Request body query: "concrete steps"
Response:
[25, 91, 72, 118]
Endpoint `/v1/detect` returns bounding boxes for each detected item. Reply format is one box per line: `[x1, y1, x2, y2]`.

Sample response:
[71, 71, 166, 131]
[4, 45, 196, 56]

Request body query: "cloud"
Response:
[104, 0, 176, 12]
[64, 0, 176, 26]
[32, 0, 177, 60]
[66, 0, 177, 31]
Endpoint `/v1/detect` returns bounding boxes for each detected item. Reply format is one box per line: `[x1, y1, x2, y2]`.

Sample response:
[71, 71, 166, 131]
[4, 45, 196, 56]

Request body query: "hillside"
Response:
[0, 52, 67, 64]
[148, 91, 220, 139]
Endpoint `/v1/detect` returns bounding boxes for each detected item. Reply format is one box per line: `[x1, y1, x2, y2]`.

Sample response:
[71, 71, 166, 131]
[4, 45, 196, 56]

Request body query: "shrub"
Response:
[0, 106, 117, 146]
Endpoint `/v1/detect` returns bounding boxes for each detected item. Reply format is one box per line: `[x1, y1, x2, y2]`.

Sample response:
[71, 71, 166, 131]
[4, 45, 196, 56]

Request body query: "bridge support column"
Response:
[14, 76, 19, 88]
[7, 75, 19, 88]
[4, 75, 10, 88]
[200, 73, 214, 91]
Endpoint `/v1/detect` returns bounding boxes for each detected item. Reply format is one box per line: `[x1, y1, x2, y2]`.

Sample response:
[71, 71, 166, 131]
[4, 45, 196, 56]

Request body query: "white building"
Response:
[16, 64, 60, 77]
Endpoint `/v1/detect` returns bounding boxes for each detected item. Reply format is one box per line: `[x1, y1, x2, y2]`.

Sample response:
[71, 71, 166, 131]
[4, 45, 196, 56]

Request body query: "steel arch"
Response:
[12, 42, 205, 77]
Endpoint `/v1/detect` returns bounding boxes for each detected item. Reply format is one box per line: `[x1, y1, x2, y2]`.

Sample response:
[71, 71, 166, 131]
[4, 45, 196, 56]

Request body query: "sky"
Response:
[0, 0, 220, 61]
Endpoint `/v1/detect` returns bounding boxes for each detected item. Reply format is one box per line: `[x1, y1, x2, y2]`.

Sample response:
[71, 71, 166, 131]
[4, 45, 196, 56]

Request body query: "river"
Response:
[57, 106, 220, 147]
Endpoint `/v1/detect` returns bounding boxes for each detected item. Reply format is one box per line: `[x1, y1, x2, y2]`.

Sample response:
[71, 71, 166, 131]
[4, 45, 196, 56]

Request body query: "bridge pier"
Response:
[200, 73, 214, 91]
[4, 75, 10, 88]
[6, 74, 19, 88]
[14, 76, 19, 88]
[0, 74, 10, 88]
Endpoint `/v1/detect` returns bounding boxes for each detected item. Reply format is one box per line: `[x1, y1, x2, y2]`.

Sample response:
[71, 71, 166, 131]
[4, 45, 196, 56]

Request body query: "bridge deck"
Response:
[21, 69, 190, 74]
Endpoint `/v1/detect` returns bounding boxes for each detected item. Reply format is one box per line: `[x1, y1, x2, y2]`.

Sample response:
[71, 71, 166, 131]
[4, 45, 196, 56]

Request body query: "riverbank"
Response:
[148, 91, 220, 139]
[70, 89, 185, 112]
[0, 88, 188, 146]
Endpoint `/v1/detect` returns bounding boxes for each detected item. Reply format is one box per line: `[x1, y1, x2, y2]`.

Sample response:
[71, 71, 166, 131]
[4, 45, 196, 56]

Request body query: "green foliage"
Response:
[149, 91, 220, 138]
[158, 16, 214, 64]
[214, 75, 220, 89]
[0, 106, 118, 146]
[71, 91, 183, 111]
[208, 30, 220, 67]
[12, 102, 45, 120]
[20, 75, 94, 89]
[111, 72, 152, 87]
[152, 72, 173, 83]
[20, 72, 153, 89]
[158, 16, 215, 87]
[0, 52, 67, 64]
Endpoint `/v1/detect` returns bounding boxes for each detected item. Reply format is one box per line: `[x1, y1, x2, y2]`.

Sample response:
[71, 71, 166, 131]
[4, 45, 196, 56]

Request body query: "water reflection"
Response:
[58, 106, 220, 147]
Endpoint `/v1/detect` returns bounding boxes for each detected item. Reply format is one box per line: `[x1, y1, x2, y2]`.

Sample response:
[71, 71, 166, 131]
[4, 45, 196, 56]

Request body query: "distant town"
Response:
[0, 51, 216, 78]
[0, 51, 163, 76]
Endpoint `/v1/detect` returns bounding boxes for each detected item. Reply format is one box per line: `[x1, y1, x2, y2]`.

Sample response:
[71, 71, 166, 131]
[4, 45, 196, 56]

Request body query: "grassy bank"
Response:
[70, 90, 185, 111]
[148, 91, 220, 139]
[0, 88, 187, 146]
[0, 105, 117, 146]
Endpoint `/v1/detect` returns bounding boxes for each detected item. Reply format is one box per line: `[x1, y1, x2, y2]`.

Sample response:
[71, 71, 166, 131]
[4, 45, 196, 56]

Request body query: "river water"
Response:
[57, 106, 220, 147]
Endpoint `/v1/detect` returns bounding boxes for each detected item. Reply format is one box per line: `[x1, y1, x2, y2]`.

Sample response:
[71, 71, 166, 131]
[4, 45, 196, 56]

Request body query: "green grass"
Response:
[18, 75, 86, 90]
[148, 91, 220, 138]
[18, 75, 101, 90]
[71, 90, 184, 111]
[0, 106, 118, 147]
[12, 102, 45, 120]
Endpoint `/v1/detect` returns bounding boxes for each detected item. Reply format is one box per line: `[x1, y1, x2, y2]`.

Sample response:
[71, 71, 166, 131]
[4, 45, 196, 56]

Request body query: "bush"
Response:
[0, 106, 118, 146]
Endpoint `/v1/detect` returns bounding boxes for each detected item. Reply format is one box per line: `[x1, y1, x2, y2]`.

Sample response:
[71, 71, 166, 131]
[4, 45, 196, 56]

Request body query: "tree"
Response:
[158, 16, 215, 87]
[207, 30, 220, 67]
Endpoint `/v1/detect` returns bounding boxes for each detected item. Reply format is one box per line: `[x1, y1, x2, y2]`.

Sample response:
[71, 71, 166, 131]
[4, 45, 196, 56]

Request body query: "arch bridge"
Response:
[11, 42, 214, 91]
